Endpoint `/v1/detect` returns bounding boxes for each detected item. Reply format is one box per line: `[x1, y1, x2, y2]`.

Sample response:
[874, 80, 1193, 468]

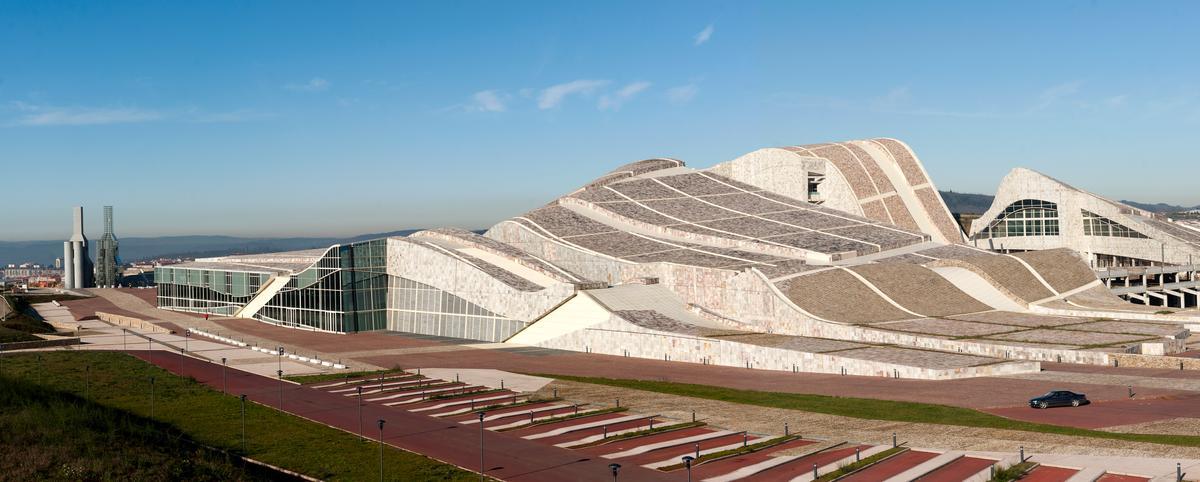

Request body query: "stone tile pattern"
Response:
[950, 311, 1086, 328]
[567, 171, 927, 257]
[1011, 248, 1098, 294]
[786, 144, 876, 198]
[401, 238, 545, 292]
[417, 228, 592, 284]
[613, 310, 744, 337]
[848, 263, 992, 317]
[914, 186, 966, 244]
[586, 158, 684, 188]
[513, 204, 812, 276]
[883, 194, 922, 231]
[778, 269, 914, 324]
[934, 252, 1055, 303]
[833, 346, 998, 369]
[1064, 320, 1187, 337]
[986, 328, 1150, 346]
[873, 318, 1017, 337]
[716, 333, 866, 353]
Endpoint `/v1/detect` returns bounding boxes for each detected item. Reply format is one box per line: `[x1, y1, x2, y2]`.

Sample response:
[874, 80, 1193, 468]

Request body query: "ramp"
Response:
[233, 274, 292, 319]
[931, 266, 1027, 312]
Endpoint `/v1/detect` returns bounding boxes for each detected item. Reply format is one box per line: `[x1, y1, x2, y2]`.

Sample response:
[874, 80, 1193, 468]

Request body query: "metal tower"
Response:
[94, 206, 121, 288]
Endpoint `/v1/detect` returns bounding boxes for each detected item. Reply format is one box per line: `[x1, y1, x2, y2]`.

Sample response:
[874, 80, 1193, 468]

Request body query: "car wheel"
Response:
[1072, 399, 1080, 407]
[1039, 401, 1048, 409]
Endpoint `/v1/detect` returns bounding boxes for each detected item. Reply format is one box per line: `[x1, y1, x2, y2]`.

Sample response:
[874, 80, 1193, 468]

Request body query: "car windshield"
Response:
[1041, 391, 1057, 397]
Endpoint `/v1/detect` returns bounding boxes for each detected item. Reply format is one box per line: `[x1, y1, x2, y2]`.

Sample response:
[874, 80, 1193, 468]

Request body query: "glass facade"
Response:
[156, 267, 265, 315]
[387, 276, 526, 342]
[973, 199, 1060, 239]
[156, 239, 389, 333]
[1082, 210, 1150, 238]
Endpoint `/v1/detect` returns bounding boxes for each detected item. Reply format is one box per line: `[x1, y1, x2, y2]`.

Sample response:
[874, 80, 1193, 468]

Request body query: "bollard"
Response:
[813, 463, 818, 479]
[692, 410, 696, 423]
[649, 418, 654, 430]
[1177, 462, 1182, 481]
[616, 398, 620, 408]
[892, 432, 897, 447]
[574, 404, 579, 415]
[855, 447, 860, 462]
[456, 373, 459, 382]
[785, 422, 789, 436]
[1020, 446, 1024, 462]
[743, 432, 748, 447]
[530, 411, 534, 424]
[694, 443, 700, 459]
[603, 425, 608, 438]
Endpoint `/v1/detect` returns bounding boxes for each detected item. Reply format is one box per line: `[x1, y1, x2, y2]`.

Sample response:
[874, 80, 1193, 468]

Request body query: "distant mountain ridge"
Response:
[1119, 201, 1200, 214]
[0, 229, 430, 266]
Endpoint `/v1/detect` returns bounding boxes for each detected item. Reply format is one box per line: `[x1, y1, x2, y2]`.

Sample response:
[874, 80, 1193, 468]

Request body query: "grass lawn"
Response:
[536, 373, 1200, 449]
[284, 368, 407, 384]
[0, 352, 479, 481]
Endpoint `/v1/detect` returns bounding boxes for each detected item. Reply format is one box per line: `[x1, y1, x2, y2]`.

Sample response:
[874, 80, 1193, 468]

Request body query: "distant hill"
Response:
[939, 190, 995, 215]
[1120, 200, 1200, 214]
[0, 229, 432, 266]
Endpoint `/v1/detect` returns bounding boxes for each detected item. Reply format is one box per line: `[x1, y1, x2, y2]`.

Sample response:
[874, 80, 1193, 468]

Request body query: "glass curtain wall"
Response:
[256, 239, 389, 332]
[973, 199, 1060, 239]
[155, 266, 266, 315]
[1081, 210, 1150, 238]
[387, 276, 526, 342]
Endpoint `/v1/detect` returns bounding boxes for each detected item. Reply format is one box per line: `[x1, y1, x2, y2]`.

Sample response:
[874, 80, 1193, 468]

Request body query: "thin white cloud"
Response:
[598, 81, 652, 111]
[8, 103, 162, 126]
[470, 90, 508, 112]
[191, 109, 274, 123]
[666, 83, 699, 105]
[1030, 81, 1081, 112]
[694, 24, 714, 46]
[538, 79, 609, 109]
[284, 77, 331, 92]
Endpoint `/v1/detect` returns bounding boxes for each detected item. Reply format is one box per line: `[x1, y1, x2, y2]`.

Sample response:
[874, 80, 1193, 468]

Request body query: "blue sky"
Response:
[2, 1, 1198, 241]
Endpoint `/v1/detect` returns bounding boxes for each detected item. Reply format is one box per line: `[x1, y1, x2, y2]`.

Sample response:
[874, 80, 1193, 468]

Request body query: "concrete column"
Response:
[72, 241, 84, 289]
[63, 242, 75, 289]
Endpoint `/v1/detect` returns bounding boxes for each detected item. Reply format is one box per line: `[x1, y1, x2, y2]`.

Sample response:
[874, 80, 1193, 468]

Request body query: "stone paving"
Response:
[985, 329, 1152, 347]
[874, 318, 1017, 337]
[834, 346, 999, 369]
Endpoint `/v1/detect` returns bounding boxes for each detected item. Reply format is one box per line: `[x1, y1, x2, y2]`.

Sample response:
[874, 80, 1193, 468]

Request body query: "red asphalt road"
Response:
[915, 456, 995, 482]
[124, 350, 675, 481]
[983, 394, 1200, 429]
[838, 450, 939, 482]
[689, 438, 817, 479]
[1096, 473, 1151, 482]
[750, 445, 872, 482]
[1021, 465, 1081, 482]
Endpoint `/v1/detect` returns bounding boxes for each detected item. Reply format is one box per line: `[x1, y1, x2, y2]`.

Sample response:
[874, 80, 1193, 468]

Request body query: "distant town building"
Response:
[54, 257, 63, 269]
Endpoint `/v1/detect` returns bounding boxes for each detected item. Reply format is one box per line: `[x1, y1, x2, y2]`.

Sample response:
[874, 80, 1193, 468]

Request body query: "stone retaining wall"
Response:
[534, 314, 1039, 380]
[1111, 352, 1200, 370]
[96, 311, 169, 334]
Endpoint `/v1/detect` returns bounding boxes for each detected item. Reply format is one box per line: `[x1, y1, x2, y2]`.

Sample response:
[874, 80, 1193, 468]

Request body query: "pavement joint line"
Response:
[602, 429, 738, 459]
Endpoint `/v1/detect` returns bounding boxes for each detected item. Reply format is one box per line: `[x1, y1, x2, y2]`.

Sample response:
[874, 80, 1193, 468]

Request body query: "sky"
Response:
[1, 0, 1198, 241]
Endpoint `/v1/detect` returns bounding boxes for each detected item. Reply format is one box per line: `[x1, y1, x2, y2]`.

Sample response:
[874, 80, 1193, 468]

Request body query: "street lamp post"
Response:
[84, 364, 90, 400]
[682, 456, 695, 482]
[277, 369, 284, 409]
[357, 386, 364, 439]
[276, 346, 284, 376]
[184, 329, 190, 352]
[122, 328, 126, 351]
[149, 376, 156, 418]
[148, 337, 153, 364]
[377, 419, 387, 482]
[240, 394, 247, 453]
[609, 463, 621, 481]
[221, 357, 227, 394]
[477, 411, 486, 481]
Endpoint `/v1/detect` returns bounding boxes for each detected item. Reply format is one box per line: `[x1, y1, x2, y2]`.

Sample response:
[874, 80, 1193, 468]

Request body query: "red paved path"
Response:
[576, 426, 715, 456]
[751, 445, 871, 482]
[690, 438, 816, 479]
[839, 450, 939, 482]
[1096, 473, 1151, 482]
[915, 455, 995, 481]
[1021, 465, 1080, 482]
[618, 433, 760, 466]
[984, 395, 1200, 429]
[125, 350, 674, 481]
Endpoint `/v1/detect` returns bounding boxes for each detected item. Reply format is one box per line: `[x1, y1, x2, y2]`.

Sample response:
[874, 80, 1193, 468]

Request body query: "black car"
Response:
[1029, 390, 1088, 408]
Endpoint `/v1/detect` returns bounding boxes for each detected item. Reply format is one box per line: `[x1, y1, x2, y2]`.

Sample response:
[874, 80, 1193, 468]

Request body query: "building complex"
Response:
[156, 138, 1200, 380]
